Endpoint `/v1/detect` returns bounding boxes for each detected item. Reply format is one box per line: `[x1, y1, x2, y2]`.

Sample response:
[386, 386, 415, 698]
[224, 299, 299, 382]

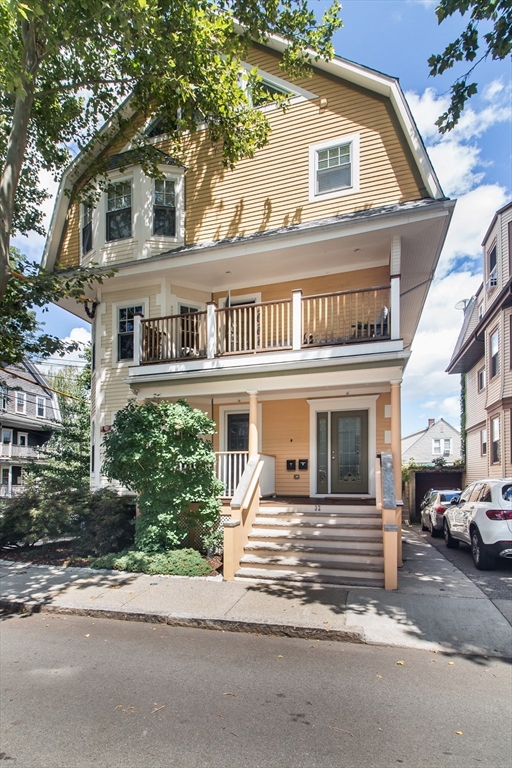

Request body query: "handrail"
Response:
[231, 454, 263, 510]
[223, 454, 263, 580]
[302, 285, 390, 300]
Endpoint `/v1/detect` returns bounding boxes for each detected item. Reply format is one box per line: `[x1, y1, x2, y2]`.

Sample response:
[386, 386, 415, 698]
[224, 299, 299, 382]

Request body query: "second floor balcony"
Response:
[134, 285, 396, 369]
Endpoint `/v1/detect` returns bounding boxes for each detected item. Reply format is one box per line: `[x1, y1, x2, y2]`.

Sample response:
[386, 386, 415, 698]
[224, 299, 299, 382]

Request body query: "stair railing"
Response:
[223, 454, 263, 580]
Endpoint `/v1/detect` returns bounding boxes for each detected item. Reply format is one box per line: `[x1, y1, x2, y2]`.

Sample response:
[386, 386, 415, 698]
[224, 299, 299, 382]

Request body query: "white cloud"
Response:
[37, 327, 91, 376]
[11, 169, 59, 264]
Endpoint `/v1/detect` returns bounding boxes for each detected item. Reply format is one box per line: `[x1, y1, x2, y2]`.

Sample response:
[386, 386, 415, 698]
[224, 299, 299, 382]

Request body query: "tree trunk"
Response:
[0, 19, 39, 301]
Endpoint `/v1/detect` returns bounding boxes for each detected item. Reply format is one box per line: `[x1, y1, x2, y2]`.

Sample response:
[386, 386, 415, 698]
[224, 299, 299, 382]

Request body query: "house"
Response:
[42, 39, 454, 589]
[0, 360, 60, 497]
[447, 202, 512, 483]
[402, 418, 461, 465]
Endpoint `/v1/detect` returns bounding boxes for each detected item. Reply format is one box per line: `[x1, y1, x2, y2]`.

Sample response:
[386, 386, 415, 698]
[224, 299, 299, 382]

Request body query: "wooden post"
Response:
[391, 380, 403, 567]
[380, 451, 398, 590]
[248, 390, 258, 454]
[207, 302, 217, 359]
[223, 517, 241, 581]
[133, 313, 143, 366]
[292, 289, 302, 350]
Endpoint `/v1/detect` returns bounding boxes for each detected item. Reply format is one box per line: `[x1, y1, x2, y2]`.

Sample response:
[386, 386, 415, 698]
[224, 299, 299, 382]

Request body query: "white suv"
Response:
[444, 478, 512, 570]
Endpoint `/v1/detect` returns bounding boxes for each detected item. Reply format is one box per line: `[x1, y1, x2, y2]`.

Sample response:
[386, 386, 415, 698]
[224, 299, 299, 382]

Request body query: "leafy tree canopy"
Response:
[0, 247, 111, 366]
[102, 399, 224, 552]
[429, 0, 512, 132]
[0, 0, 342, 298]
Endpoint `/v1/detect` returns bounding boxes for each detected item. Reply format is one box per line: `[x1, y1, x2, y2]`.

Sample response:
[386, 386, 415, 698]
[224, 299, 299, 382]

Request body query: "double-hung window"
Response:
[490, 329, 499, 378]
[153, 179, 176, 236]
[492, 416, 500, 463]
[0, 386, 7, 411]
[106, 181, 132, 241]
[481, 428, 487, 456]
[477, 367, 486, 392]
[309, 135, 359, 202]
[488, 244, 497, 288]
[118, 305, 143, 361]
[36, 397, 46, 418]
[82, 204, 93, 254]
[15, 392, 26, 414]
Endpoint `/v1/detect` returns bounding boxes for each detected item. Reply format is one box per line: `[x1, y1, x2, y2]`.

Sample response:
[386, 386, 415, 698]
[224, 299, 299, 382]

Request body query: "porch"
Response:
[133, 285, 394, 366]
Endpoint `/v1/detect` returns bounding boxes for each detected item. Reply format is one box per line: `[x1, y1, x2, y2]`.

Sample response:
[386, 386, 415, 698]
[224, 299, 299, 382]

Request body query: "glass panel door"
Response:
[227, 413, 249, 452]
[330, 410, 368, 494]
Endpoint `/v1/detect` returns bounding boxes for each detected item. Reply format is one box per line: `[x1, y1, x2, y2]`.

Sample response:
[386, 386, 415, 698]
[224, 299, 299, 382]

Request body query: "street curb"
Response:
[0, 599, 366, 644]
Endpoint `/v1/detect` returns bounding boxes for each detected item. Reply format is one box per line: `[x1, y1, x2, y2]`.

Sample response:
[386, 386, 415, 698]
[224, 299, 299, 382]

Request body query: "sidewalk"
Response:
[1, 530, 511, 658]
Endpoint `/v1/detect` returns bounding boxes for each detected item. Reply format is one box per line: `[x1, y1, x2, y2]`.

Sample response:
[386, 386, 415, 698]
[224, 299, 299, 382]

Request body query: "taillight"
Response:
[485, 510, 512, 520]
[434, 505, 446, 514]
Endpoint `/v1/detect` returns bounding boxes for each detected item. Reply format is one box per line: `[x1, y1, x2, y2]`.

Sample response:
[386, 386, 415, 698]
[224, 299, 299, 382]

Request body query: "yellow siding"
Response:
[57, 203, 80, 269]
[376, 393, 391, 454]
[213, 266, 389, 305]
[466, 428, 487, 484]
[466, 358, 486, 431]
[261, 399, 310, 496]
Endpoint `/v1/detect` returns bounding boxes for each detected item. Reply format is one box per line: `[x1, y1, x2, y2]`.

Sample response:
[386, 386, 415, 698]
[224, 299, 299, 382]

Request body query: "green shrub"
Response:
[0, 481, 80, 547]
[90, 548, 213, 576]
[74, 489, 135, 556]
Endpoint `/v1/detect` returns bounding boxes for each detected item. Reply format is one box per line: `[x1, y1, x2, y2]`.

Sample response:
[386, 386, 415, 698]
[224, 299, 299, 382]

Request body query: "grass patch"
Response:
[90, 548, 213, 577]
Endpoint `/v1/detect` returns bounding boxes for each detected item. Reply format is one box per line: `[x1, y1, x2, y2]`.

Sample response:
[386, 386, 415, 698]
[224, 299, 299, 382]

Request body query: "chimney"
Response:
[428, 418, 435, 428]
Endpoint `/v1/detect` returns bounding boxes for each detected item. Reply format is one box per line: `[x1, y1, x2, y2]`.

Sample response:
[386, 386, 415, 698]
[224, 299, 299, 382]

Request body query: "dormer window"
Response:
[153, 179, 176, 236]
[82, 204, 93, 255]
[106, 181, 132, 241]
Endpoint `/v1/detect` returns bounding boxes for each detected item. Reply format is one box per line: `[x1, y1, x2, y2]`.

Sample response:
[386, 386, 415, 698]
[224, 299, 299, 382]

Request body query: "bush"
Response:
[74, 489, 135, 556]
[0, 481, 80, 547]
[90, 548, 213, 576]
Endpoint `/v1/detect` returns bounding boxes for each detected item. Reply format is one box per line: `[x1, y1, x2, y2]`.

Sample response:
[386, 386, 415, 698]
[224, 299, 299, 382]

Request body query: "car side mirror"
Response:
[450, 496, 460, 505]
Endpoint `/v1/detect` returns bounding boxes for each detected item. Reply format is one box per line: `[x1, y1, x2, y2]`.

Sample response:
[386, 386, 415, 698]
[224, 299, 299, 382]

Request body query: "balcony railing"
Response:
[0, 444, 39, 459]
[0, 484, 26, 498]
[138, 286, 391, 365]
[216, 451, 249, 497]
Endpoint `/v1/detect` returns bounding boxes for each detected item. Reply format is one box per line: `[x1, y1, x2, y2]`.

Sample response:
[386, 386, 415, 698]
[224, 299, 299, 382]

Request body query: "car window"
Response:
[459, 485, 474, 503]
[469, 484, 483, 502]
[501, 484, 512, 502]
[479, 484, 492, 503]
[439, 492, 459, 503]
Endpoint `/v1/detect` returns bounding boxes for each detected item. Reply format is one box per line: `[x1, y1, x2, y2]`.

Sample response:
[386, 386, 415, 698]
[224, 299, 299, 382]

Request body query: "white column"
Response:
[133, 313, 143, 366]
[292, 289, 302, 350]
[390, 276, 400, 340]
[248, 390, 259, 455]
[207, 302, 217, 359]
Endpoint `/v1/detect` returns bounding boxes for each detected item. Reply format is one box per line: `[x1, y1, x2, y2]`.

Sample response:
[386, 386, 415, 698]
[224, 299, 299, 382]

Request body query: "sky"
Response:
[11, 0, 512, 435]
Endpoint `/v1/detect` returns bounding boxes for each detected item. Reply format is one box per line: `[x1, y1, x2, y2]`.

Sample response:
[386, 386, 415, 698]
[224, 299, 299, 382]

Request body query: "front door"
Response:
[317, 410, 368, 494]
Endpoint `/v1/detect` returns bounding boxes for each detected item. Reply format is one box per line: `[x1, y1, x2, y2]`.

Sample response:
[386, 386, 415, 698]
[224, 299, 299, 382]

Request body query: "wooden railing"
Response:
[141, 311, 207, 363]
[137, 286, 392, 365]
[216, 299, 292, 355]
[216, 451, 249, 497]
[302, 286, 390, 347]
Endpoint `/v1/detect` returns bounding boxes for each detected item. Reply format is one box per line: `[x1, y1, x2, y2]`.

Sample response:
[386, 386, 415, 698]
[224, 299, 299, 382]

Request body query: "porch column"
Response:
[206, 302, 217, 359]
[390, 235, 401, 340]
[390, 379, 403, 566]
[292, 289, 302, 350]
[133, 313, 143, 366]
[248, 390, 259, 454]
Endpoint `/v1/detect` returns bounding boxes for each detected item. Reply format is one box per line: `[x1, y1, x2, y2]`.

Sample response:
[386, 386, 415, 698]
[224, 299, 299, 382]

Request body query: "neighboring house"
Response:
[402, 418, 461, 465]
[447, 202, 512, 483]
[0, 360, 60, 498]
[42, 40, 453, 588]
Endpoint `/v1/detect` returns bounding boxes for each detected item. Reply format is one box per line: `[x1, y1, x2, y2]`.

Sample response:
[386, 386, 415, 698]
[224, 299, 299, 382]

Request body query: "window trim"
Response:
[490, 327, 499, 379]
[112, 298, 148, 367]
[218, 403, 262, 453]
[15, 391, 26, 414]
[491, 415, 500, 464]
[106, 178, 133, 242]
[487, 241, 497, 289]
[36, 396, 46, 418]
[0, 386, 7, 411]
[2, 429, 12, 445]
[481, 427, 487, 456]
[81, 202, 93, 256]
[153, 178, 176, 238]
[309, 133, 360, 203]
[17, 432, 28, 447]
[477, 366, 486, 392]
[432, 438, 441, 455]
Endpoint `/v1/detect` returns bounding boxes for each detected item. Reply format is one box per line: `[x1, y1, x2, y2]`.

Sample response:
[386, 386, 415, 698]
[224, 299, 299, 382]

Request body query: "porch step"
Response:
[245, 540, 383, 556]
[235, 567, 384, 589]
[258, 504, 379, 515]
[240, 552, 383, 570]
[253, 516, 382, 530]
[249, 527, 382, 542]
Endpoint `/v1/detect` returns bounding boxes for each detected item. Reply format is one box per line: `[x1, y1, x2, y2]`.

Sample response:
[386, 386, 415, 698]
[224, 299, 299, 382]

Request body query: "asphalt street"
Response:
[419, 528, 512, 622]
[1, 613, 511, 768]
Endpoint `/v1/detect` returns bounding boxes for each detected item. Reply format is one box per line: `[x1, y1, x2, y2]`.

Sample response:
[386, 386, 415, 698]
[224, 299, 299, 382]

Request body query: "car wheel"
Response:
[444, 520, 459, 549]
[430, 517, 441, 538]
[471, 528, 494, 570]
[421, 515, 428, 531]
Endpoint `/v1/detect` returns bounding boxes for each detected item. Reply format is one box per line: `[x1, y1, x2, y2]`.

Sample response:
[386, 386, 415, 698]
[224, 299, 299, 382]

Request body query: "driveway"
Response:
[418, 527, 512, 625]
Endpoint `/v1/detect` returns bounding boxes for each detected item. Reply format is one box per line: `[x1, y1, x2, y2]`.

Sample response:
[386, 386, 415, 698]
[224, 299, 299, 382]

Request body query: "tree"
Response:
[0, 0, 342, 299]
[429, 0, 512, 132]
[102, 399, 224, 552]
[0, 247, 111, 366]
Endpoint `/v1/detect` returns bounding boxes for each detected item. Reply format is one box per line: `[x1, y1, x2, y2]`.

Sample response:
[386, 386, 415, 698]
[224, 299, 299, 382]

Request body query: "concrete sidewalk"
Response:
[1, 530, 511, 658]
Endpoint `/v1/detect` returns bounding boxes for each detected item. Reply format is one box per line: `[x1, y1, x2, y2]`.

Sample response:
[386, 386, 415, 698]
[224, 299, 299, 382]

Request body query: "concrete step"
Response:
[259, 504, 379, 516]
[248, 527, 383, 542]
[244, 540, 383, 556]
[235, 566, 385, 588]
[253, 516, 382, 530]
[240, 553, 383, 571]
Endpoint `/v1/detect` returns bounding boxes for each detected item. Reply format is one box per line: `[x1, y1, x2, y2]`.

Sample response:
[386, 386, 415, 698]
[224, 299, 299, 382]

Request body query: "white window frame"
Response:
[36, 396, 46, 418]
[432, 438, 441, 455]
[0, 386, 7, 411]
[17, 432, 28, 447]
[106, 178, 132, 242]
[218, 404, 262, 453]
[492, 416, 500, 464]
[15, 391, 26, 414]
[442, 438, 452, 457]
[481, 428, 487, 456]
[111, 298, 148, 367]
[150, 172, 184, 245]
[2, 429, 12, 444]
[477, 366, 486, 392]
[81, 202, 94, 257]
[490, 328, 499, 378]
[309, 133, 360, 203]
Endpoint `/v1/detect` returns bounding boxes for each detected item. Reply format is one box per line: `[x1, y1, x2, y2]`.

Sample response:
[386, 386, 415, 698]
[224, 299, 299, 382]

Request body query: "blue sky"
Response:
[13, 0, 511, 435]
